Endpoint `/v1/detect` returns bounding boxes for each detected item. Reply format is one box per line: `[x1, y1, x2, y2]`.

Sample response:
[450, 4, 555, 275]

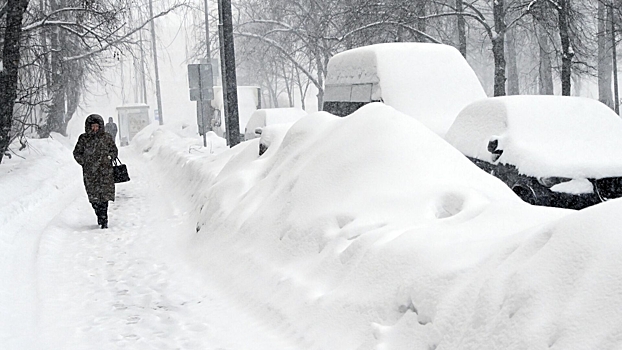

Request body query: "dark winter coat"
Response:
[73, 114, 118, 203]
[105, 121, 118, 141]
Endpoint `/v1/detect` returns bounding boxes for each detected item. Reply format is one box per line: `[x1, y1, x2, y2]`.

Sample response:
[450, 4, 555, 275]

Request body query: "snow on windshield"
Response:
[325, 43, 487, 136]
[445, 96, 622, 179]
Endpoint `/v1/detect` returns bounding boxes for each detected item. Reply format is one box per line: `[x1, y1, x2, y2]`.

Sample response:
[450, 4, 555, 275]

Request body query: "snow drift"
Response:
[129, 103, 622, 349]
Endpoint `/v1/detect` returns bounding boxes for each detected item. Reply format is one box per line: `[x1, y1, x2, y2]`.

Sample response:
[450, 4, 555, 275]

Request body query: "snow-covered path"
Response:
[3, 147, 294, 350]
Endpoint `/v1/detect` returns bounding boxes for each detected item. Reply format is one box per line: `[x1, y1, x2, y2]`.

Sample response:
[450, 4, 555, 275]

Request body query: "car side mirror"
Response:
[487, 138, 503, 162]
[487, 139, 499, 153]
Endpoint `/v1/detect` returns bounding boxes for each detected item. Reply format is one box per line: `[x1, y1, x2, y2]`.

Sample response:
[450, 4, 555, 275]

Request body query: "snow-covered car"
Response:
[211, 85, 261, 141]
[445, 95, 622, 209]
[244, 107, 307, 141]
[322, 42, 487, 136]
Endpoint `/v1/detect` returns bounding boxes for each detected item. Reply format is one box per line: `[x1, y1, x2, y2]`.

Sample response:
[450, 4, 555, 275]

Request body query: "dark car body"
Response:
[468, 157, 622, 209]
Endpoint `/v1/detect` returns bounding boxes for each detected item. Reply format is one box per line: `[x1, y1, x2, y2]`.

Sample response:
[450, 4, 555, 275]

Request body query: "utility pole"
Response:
[611, 2, 620, 115]
[139, 20, 148, 104]
[149, 0, 164, 125]
[217, 0, 240, 146]
[204, 0, 212, 60]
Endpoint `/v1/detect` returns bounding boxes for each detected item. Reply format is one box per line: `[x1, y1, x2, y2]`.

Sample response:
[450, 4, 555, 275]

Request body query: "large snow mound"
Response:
[445, 95, 622, 179]
[325, 43, 487, 136]
[382, 197, 622, 349]
[133, 103, 615, 349]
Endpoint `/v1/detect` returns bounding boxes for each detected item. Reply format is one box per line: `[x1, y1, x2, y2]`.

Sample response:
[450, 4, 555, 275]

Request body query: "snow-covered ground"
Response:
[0, 132, 295, 349]
[2, 103, 622, 349]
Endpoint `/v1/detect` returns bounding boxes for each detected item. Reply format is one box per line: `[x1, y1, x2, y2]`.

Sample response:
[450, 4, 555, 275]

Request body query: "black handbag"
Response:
[112, 157, 130, 183]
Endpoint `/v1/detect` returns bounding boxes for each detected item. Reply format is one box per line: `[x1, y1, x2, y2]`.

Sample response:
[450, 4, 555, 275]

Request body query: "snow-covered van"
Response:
[445, 95, 622, 209]
[322, 43, 487, 136]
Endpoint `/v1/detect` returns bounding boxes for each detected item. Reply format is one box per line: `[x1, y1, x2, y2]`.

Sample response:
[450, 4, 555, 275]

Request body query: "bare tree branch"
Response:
[235, 31, 321, 89]
[63, 5, 182, 62]
[333, 21, 441, 43]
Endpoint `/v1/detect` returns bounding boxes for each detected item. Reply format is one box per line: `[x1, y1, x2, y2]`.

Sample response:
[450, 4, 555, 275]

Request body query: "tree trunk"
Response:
[506, 27, 520, 95]
[456, 0, 467, 57]
[282, 65, 294, 107]
[0, 0, 30, 164]
[598, 1, 614, 108]
[40, 0, 68, 138]
[558, 0, 573, 96]
[416, 0, 426, 42]
[315, 50, 325, 111]
[295, 67, 309, 110]
[262, 69, 278, 107]
[610, 4, 619, 114]
[536, 22, 554, 95]
[64, 81, 81, 135]
[492, 0, 506, 97]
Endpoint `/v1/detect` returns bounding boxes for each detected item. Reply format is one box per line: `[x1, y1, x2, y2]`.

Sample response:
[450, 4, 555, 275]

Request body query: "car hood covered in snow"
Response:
[445, 95, 622, 179]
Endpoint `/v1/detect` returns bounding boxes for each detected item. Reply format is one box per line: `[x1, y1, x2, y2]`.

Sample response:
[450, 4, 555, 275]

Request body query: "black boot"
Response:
[99, 202, 109, 229]
[91, 201, 109, 229]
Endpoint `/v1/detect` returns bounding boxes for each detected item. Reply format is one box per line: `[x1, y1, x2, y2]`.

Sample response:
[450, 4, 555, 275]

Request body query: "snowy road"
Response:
[2, 147, 294, 350]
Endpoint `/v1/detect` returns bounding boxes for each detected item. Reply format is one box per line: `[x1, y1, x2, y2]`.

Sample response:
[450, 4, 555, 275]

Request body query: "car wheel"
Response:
[513, 185, 537, 205]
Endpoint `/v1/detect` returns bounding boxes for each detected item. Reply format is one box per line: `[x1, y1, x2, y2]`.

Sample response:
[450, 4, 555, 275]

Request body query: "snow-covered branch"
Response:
[22, 7, 114, 32]
[333, 21, 441, 44]
[63, 5, 181, 62]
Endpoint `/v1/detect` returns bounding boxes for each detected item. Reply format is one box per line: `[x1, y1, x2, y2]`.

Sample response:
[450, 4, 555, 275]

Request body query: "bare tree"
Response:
[0, 0, 30, 164]
[598, 0, 614, 107]
[0, 0, 184, 163]
[536, 21, 555, 94]
[558, 0, 573, 95]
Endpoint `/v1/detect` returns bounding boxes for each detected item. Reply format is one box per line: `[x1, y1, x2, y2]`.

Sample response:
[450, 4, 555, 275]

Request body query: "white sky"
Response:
[2, 102, 622, 349]
[75, 7, 319, 143]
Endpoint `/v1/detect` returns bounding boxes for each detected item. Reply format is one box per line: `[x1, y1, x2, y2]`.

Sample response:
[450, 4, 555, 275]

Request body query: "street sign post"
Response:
[188, 63, 215, 146]
[188, 63, 214, 101]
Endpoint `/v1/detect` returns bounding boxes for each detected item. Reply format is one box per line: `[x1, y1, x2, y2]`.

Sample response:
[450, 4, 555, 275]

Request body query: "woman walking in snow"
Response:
[73, 114, 118, 229]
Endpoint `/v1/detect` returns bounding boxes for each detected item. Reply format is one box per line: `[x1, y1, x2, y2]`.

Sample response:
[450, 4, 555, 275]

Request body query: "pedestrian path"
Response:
[8, 147, 295, 350]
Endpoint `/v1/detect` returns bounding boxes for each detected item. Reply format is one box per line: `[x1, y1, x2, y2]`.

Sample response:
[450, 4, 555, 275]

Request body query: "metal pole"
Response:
[139, 26, 148, 104]
[149, 0, 164, 125]
[199, 100, 206, 146]
[217, 0, 229, 146]
[204, 0, 212, 59]
[217, 0, 240, 146]
[611, 3, 620, 115]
